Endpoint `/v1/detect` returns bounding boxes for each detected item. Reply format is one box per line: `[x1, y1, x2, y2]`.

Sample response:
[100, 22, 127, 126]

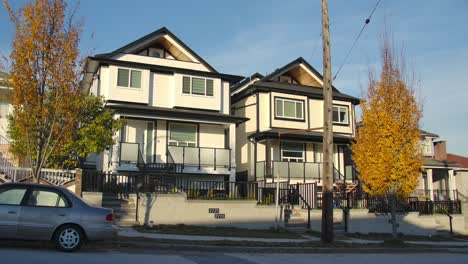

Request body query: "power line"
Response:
[333, 0, 383, 81]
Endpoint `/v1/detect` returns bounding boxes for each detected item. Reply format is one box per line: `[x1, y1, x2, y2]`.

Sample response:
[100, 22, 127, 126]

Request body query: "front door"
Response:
[17, 188, 70, 240]
[0, 186, 28, 239]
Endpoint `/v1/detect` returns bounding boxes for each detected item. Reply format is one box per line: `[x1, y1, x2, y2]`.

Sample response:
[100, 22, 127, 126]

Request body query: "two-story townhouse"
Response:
[231, 57, 360, 187]
[81, 27, 247, 181]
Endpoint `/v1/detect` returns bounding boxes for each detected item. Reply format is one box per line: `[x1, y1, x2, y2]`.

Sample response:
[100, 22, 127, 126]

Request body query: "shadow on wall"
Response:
[135, 193, 468, 236]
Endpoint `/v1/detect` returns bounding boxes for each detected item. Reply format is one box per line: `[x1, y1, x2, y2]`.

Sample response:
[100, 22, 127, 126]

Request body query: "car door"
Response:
[0, 186, 28, 239]
[17, 187, 71, 240]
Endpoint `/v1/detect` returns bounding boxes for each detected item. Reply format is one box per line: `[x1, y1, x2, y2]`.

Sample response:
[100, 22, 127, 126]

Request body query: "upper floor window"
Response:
[275, 98, 304, 120]
[422, 139, 433, 156]
[0, 99, 9, 118]
[333, 105, 349, 125]
[117, 68, 141, 88]
[182, 76, 214, 96]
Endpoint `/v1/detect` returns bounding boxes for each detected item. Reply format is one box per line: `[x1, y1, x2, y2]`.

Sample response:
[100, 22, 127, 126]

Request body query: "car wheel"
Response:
[53, 225, 83, 252]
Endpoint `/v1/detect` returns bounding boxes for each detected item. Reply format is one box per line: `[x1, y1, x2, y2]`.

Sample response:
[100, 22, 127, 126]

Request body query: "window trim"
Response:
[274, 96, 305, 122]
[116, 68, 142, 89]
[181, 76, 215, 97]
[281, 141, 305, 162]
[168, 122, 198, 147]
[332, 104, 350, 126]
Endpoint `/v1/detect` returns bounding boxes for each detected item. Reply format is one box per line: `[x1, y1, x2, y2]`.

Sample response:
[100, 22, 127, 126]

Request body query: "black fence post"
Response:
[198, 148, 201, 170]
[182, 147, 185, 170]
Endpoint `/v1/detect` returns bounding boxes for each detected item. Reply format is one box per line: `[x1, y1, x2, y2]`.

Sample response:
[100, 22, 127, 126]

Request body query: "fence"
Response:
[0, 166, 76, 185]
[316, 192, 462, 215]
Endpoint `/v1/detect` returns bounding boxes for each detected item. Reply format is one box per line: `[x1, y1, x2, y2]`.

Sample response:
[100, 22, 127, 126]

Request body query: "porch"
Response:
[416, 158, 460, 201]
[108, 117, 237, 179]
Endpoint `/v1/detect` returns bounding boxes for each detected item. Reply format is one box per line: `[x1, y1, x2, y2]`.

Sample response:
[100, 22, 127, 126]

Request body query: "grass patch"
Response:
[133, 224, 303, 239]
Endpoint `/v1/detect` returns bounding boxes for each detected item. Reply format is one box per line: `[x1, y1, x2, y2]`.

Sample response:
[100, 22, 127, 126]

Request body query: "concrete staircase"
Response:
[102, 194, 138, 227]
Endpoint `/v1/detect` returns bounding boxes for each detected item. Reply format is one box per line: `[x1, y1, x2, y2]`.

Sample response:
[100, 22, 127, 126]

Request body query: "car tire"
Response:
[53, 224, 84, 252]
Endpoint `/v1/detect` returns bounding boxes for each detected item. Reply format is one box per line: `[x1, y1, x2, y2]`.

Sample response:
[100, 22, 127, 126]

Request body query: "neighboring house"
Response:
[414, 130, 461, 201]
[0, 71, 10, 139]
[81, 27, 247, 181]
[231, 57, 360, 186]
[447, 153, 468, 200]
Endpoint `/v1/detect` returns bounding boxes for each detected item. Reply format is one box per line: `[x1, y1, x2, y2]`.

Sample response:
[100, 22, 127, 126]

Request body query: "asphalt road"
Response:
[0, 248, 467, 264]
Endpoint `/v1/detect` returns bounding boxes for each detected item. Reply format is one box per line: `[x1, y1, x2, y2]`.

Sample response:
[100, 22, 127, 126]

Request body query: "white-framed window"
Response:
[0, 99, 9, 118]
[168, 123, 197, 147]
[333, 105, 349, 125]
[182, 76, 214, 96]
[117, 68, 141, 88]
[275, 98, 304, 120]
[422, 139, 433, 156]
[281, 142, 304, 162]
[148, 48, 164, 58]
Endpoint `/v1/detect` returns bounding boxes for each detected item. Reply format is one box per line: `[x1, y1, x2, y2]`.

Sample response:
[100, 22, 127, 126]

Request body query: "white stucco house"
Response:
[81, 27, 247, 181]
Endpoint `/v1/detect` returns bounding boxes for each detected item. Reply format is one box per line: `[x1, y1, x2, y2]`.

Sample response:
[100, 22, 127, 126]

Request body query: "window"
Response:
[0, 188, 27, 205]
[333, 105, 349, 125]
[275, 98, 304, 120]
[117, 68, 141, 88]
[169, 123, 197, 147]
[182, 76, 214, 96]
[0, 99, 9, 118]
[26, 189, 68, 207]
[282, 142, 304, 162]
[422, 139, 433, 156]
[148, 48, 164, 58]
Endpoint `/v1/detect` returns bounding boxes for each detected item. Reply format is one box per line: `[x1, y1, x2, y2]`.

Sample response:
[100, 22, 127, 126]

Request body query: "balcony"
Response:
[116, 142, 232, 174]
[167, 146, 232, 173]
[256, 161, 346, 183]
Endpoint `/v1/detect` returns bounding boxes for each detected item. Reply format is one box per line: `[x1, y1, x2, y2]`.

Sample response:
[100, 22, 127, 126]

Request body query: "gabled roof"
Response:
[230, 72, 264, 93]
[95, 27, 218, 73]
[420, 129, 439, 138]
[231, 57, 360, 104]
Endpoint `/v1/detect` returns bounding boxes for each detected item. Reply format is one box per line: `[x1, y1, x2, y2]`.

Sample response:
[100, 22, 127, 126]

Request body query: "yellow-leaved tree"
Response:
[352, 35, 422, 238]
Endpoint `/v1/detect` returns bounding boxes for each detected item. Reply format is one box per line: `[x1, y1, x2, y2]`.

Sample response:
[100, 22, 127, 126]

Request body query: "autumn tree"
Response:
[3, 0, 120, 180]
[352, 35, 422, 238]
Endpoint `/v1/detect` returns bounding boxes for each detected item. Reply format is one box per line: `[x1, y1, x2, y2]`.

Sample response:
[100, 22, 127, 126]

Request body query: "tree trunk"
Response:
[390, 194, 398, 239]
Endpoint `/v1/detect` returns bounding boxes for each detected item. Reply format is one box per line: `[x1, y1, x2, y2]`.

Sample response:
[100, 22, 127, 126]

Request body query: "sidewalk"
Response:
[118, 227, 468, 247]
[118, 228, 318, 243]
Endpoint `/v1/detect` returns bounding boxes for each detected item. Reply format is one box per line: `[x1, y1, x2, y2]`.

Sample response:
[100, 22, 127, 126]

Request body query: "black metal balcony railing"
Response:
[167, 145, 231, 171]
[255, 161, 345, 183]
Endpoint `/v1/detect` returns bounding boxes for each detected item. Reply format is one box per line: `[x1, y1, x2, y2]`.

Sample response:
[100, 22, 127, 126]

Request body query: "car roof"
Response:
[1, 182, 64, 191]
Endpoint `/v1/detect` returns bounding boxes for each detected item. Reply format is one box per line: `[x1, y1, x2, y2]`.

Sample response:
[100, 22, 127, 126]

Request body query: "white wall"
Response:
[114, 53, 210, 72]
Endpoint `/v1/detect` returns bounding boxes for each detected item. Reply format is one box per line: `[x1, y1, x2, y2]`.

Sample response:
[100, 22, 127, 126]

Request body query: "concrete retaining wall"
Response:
[82, 192, 468, 235]
[137, 193, 280, 229]
[82, 191, 103, 207]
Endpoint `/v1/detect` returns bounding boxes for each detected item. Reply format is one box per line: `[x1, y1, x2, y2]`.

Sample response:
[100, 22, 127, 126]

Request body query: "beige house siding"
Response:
[199, 124, 225, 149]
[456, 170, 468, 196]
[113, 53, 211, 72]
[259, 92, 270, 131]
[152, 72, 174, 108]
[233, 95, 257, 178]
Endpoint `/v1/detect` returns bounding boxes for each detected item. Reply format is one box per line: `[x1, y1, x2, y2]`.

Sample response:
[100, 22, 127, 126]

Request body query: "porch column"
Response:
[266, 139, 272, 176]
[229, 123, 236, 182]
[426, 169, 434, 201]
[448, 169, 456, 200]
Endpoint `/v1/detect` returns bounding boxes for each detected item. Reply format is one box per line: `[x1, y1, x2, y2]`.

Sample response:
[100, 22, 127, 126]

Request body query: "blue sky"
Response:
[1, 0, 467, 156]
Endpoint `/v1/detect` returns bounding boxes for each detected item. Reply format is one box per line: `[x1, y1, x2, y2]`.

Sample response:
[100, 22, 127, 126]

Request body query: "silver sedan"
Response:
[0, 182, 116, 252]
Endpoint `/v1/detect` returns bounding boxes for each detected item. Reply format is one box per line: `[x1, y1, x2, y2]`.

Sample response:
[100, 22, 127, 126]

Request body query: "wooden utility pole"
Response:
[321, 0, 334, 243]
